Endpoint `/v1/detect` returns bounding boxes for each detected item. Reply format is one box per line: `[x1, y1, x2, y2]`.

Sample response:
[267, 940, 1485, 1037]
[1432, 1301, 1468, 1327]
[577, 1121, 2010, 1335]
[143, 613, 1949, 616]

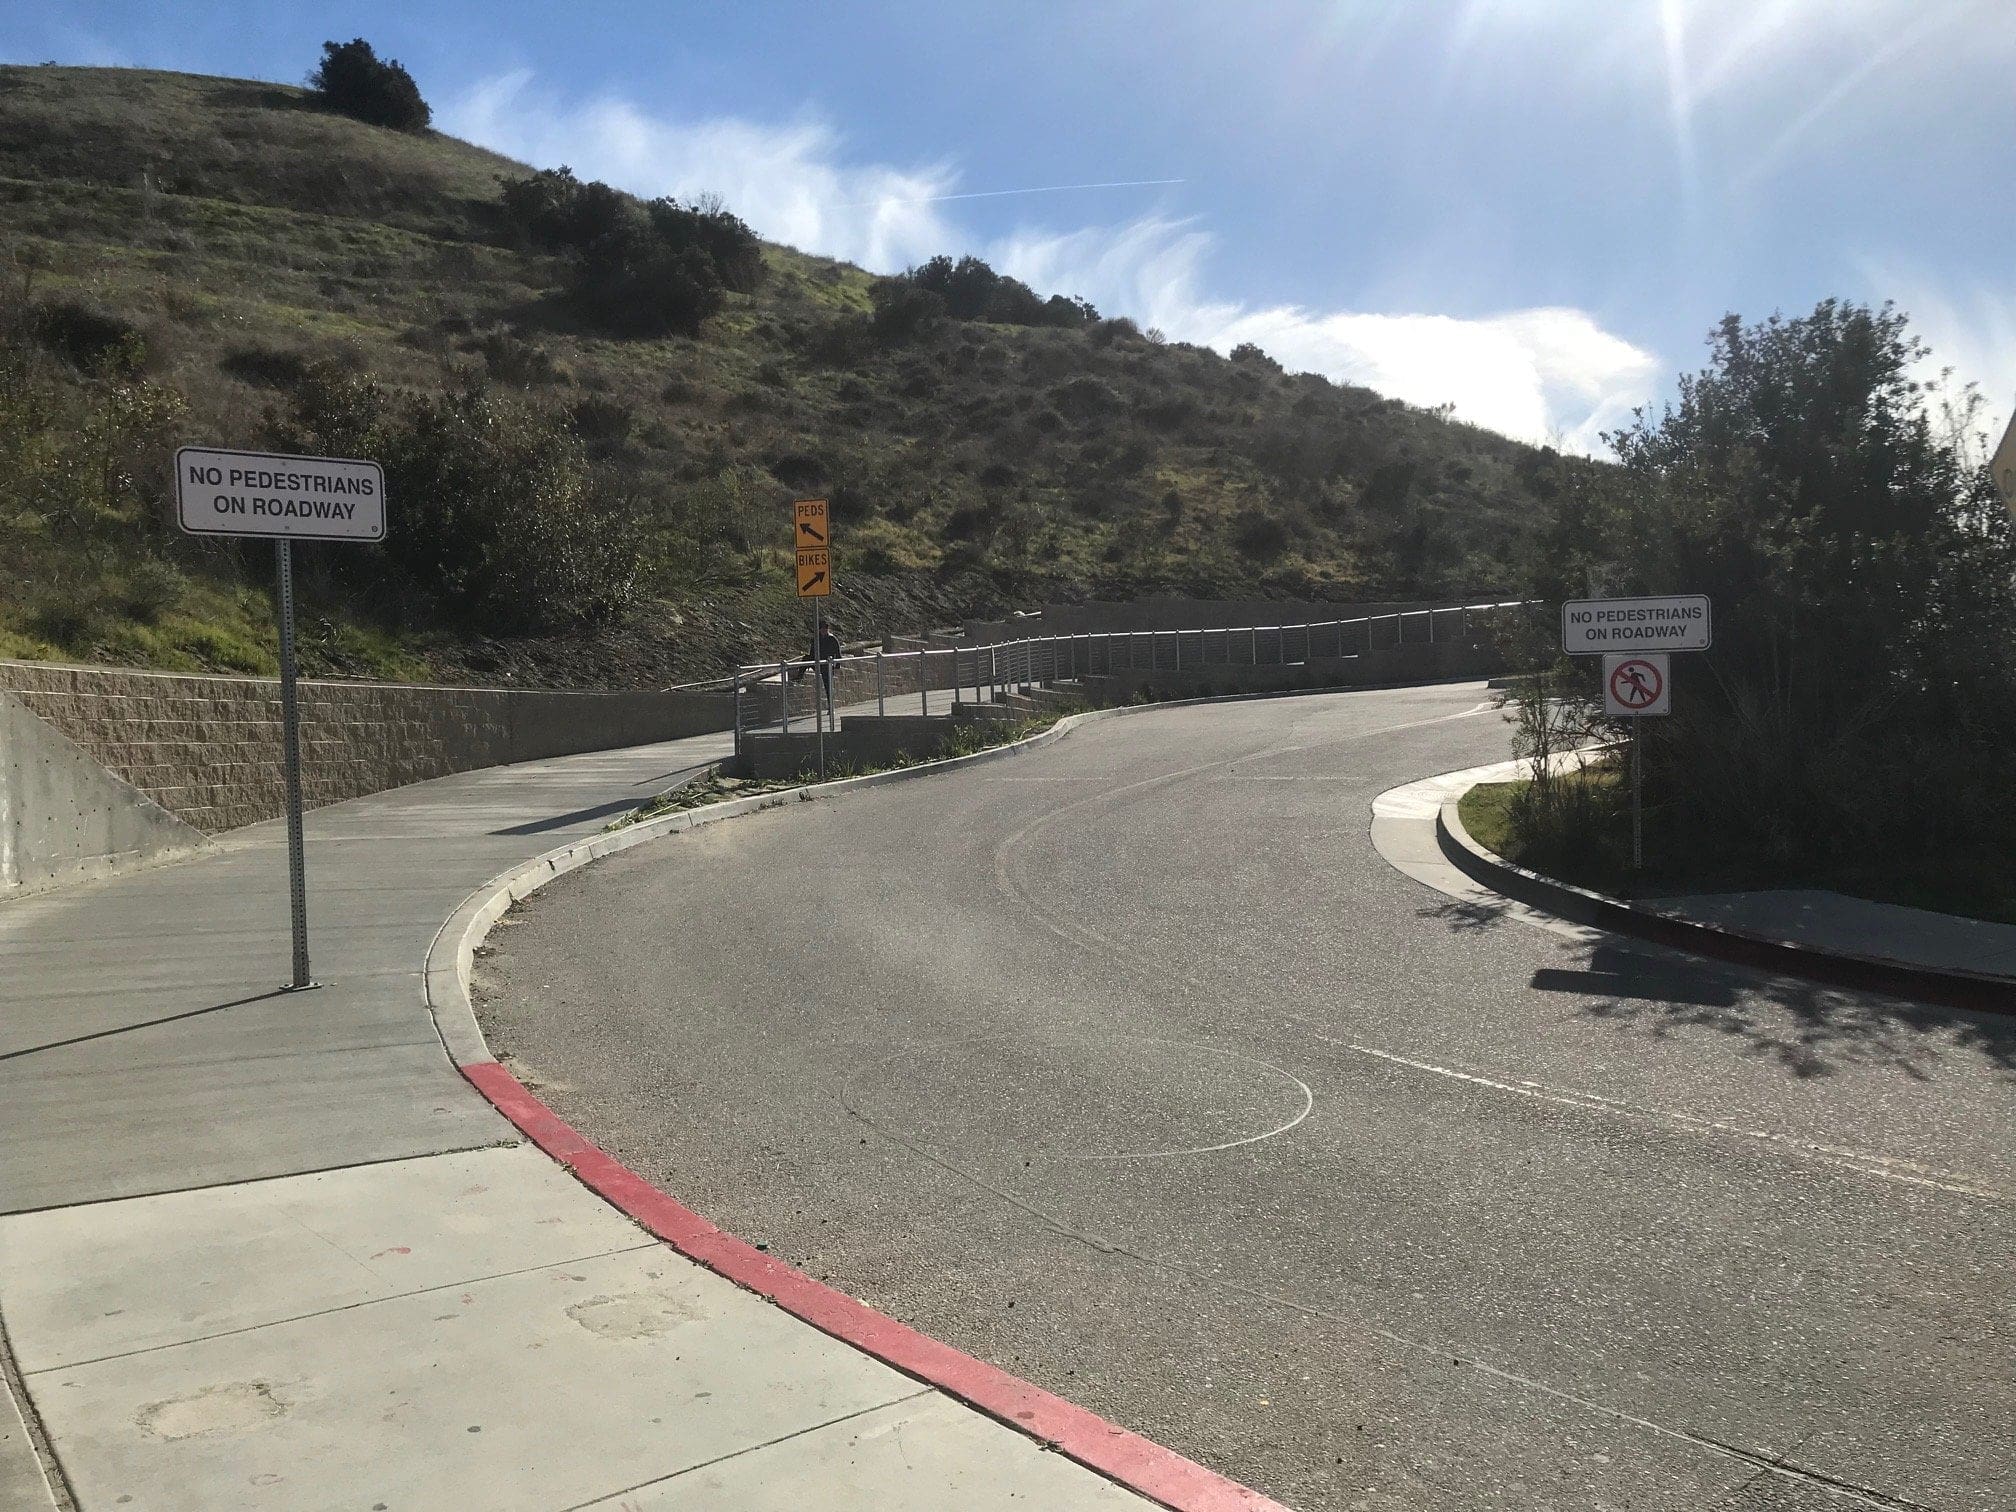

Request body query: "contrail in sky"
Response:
[840, 178, 1184, 209]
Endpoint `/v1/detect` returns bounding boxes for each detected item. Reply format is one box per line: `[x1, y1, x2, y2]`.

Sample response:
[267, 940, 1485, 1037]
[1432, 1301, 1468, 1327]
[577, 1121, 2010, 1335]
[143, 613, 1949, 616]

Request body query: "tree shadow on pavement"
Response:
[1417, 896, 1512, 933]
[1566, 945, 2016, 1082]
[1414, 899, 2016, 1082]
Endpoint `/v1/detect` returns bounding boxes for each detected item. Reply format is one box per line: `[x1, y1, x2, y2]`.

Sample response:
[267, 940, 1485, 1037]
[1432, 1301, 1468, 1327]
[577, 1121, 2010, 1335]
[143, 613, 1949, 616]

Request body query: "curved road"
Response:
[477, 682, 2016, 1512]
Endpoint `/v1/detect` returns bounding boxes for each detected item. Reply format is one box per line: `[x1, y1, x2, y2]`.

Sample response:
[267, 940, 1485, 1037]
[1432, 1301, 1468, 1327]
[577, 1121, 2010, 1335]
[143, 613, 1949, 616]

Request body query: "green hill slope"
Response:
[0, 64, 1584, 686]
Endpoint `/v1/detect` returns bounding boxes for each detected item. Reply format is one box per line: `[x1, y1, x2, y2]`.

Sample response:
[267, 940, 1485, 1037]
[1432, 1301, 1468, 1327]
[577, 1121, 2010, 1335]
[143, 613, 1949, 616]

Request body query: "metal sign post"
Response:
[793, 499, 832, 779]
[1602, 652, 1670, 873]
[1631, 716, 1643, 871]
[813, 597, 827, 779]
[274, 539, 313, 989]
[175, 446, 385, 991]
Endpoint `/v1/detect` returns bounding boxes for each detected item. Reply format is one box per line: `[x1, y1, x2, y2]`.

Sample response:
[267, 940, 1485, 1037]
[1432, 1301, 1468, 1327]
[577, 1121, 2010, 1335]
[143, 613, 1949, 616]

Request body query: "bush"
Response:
[26, 583, 110, 649]
[869, 279, 945, 343]
[1517, 299, 2016, 876]
[309, 39, 430, 132]
[568, 395, 636, 444]
[571, 224, 724, 337]
[497, 169, 766, 337]
[221, 345, 312, 390]
[119, 558, 186, 624]
[896, 255, 1095, 330]
[30, 300, 146, 375]
[1232, 508, 1290, 560]
[471, 326, 560, 387]
[269, 366, 638, 631]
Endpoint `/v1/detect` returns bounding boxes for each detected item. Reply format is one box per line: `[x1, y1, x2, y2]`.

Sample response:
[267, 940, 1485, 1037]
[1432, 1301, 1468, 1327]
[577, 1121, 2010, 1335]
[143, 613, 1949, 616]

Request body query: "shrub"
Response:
[1050, 376, 1120, 421]
[1518, 298, 2016, 875]
[869, 279, 945, 343]
[570, 223, 725, 338]
[221, 346, 312, 390]
[26, 584, 110, 650]
[119, 558, 186, 624]
[500, 168, 631, 250]
[309, 39, 430, 132]
[497, 170, 766, 337]
[896, 255, 1095, 330]
[472, 326, 560, 387]
[30, 300, 145, 375]
[1232, 508, 1290, 560]
[269, 366, 638, 631]
[568, 395, 636, 444]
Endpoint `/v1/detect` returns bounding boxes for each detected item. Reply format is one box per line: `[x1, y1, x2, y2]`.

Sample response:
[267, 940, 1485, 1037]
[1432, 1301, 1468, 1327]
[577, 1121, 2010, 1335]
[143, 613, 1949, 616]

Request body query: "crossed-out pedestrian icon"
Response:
[1610, 657, 1662, 710]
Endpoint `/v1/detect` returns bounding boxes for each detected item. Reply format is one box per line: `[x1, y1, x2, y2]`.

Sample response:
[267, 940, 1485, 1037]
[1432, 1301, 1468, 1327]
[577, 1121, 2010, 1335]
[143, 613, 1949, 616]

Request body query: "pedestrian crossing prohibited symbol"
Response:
[1604, 653, 1669, 717]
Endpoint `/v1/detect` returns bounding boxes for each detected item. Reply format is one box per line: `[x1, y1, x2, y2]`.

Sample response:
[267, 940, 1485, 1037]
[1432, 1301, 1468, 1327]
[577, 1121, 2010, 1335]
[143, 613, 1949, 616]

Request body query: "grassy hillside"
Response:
[0, 63, 1585, 687]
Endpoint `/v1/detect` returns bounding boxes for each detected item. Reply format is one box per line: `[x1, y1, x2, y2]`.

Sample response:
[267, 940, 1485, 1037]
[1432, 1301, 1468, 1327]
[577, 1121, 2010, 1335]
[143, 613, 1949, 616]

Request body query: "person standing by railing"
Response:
[811, 622, 841, 716]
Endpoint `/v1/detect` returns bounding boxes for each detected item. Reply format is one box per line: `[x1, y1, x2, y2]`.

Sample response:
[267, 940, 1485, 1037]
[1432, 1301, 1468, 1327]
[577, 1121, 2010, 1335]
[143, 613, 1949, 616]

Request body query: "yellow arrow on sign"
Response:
[796, 548, 830, 598]
[794, 498, 829, 548]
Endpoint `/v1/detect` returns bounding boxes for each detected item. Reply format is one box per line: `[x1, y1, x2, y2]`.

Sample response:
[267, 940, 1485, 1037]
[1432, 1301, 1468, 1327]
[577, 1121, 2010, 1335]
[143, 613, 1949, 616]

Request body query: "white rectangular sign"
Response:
[175, 446, 385, 542]
[1603, 652, 1671, 717]
[1562, 594, 1710, 654]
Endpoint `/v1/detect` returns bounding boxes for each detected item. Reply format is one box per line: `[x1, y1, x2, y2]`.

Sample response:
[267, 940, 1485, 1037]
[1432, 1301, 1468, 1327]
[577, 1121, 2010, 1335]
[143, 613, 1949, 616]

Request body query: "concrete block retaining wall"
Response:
[1, 691, 204, 897]
[0, 660, 735, 835]
[740, 714, 1020, 780]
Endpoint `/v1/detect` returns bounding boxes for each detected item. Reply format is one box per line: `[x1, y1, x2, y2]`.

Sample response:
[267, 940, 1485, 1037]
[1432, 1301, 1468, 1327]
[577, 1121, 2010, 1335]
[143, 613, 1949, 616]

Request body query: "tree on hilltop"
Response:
[310, 39, 431, 132]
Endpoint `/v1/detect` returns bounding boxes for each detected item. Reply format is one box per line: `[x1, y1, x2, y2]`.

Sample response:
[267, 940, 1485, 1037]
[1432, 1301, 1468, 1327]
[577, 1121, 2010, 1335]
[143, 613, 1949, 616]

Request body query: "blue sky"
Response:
[10, 1, 2014, 451]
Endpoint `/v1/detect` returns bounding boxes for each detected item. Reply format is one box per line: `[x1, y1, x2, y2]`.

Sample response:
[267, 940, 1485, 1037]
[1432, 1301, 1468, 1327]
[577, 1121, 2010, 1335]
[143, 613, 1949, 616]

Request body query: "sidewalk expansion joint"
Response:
[550, 1388, 937, 1512]
[0, 1138, 521, 1220]
[23, 1242, 663, 1376]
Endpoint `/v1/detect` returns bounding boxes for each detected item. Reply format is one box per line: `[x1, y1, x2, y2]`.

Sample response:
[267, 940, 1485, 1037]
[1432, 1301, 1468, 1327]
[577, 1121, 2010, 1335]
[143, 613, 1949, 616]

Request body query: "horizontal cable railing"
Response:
[727, 599, 1535, 761]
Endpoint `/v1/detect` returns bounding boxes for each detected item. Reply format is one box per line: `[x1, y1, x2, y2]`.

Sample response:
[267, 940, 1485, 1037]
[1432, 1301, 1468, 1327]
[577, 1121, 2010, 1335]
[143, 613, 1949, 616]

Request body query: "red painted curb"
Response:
[461, 1059, 1290, 1512]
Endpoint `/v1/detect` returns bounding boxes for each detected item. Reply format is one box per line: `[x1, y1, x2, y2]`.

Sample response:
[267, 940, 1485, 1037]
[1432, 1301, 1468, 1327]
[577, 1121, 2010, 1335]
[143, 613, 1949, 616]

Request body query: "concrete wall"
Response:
[739, 713, 1020, 780]
[0, 660, 736, 835]
[1, 692, 204, 897]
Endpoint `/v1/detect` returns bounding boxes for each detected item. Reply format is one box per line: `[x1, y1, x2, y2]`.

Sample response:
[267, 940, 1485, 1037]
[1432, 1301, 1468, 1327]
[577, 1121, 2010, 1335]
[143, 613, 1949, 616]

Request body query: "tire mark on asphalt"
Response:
[837, 1033, 1314, 1162]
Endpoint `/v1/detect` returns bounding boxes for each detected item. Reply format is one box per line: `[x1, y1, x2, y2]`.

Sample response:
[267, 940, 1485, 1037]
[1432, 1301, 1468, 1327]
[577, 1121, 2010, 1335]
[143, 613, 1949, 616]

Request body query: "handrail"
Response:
[726, 598, 1536, 763]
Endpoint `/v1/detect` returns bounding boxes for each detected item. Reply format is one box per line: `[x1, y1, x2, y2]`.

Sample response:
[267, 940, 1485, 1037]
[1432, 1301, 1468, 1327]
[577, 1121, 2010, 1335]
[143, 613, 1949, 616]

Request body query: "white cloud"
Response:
[442, 72, 1662, 451]
[997, 219, 1660, 452]
[443, 70, 956, 271]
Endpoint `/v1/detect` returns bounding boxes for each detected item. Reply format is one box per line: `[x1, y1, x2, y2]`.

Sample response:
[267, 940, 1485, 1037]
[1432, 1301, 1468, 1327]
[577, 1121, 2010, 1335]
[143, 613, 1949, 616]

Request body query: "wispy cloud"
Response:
[836, 179, 1185, 211]
[445, 70, 956, 271]
[443, 71, 1660, 451]
[1857, 258, 2016, 452]
[997, 218, 1660, 452]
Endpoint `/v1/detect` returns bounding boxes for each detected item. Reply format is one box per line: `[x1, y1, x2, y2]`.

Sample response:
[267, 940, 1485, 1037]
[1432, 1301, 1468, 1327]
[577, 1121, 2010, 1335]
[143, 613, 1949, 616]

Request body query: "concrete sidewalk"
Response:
[1373, 757, 2016, 981]
[0, 710, 1160, 1509]
[1648, 889, 2016, 976]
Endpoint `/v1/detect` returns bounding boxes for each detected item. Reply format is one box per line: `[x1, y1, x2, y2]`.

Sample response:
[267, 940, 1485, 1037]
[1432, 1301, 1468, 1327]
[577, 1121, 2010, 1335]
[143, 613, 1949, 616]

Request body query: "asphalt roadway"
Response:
[476, 682, 2016, 1512]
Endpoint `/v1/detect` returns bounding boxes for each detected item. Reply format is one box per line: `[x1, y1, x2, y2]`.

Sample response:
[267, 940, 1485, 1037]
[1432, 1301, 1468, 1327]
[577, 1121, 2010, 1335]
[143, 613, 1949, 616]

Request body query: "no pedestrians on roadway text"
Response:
[176, 446, 385, 542]
[1562, 594, 1710, 655]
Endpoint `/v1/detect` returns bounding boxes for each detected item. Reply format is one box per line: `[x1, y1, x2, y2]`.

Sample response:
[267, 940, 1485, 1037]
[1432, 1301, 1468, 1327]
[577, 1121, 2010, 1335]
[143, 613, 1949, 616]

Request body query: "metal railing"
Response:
[729, 599, 1534, 762]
